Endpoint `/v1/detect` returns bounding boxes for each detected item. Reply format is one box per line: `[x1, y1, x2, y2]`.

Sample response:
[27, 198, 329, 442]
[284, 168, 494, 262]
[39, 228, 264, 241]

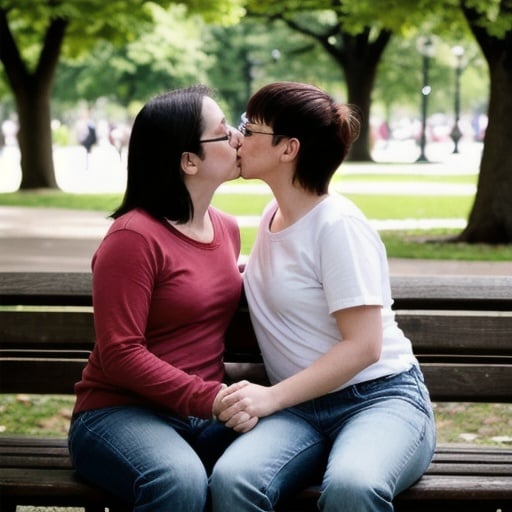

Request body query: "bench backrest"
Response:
[1, 272, 512, 402]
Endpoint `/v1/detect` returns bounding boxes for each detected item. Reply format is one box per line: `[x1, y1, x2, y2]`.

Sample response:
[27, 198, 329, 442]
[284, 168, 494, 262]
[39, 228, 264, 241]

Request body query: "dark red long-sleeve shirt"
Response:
[73, 207, 242, 419]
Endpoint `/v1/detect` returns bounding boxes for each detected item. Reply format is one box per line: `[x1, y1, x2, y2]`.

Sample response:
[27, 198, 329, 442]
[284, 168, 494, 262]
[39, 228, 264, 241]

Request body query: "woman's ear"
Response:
[181, 152, 199, 175]
[281, 138, 300, 163]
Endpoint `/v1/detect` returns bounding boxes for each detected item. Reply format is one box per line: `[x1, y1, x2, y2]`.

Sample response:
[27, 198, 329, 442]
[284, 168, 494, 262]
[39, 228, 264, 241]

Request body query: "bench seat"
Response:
[1, 436, 511, 512]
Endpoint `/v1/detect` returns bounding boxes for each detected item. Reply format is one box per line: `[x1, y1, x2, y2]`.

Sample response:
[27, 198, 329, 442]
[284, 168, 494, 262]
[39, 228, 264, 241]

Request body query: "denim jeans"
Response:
[68, 406, 238, 512]
[210, 365, 436, 512]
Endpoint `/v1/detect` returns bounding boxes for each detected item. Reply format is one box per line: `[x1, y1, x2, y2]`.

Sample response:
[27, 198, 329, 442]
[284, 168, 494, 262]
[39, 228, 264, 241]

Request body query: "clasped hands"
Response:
[212, 380, 277, 433]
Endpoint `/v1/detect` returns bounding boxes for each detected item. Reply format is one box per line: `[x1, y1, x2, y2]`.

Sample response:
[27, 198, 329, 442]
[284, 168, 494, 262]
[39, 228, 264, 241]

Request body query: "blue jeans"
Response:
[68, 406, 238, 512]
[210, 365, 436, 512]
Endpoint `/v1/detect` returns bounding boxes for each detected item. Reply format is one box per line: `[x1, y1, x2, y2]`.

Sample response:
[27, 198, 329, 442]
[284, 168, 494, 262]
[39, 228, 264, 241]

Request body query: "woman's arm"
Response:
[217, 304, 382, 429]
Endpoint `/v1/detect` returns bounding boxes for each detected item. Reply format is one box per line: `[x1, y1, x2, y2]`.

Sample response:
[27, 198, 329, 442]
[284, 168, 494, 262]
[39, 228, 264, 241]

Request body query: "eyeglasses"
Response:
[199, 134, 231, 144]
[238, 113, 283, 137]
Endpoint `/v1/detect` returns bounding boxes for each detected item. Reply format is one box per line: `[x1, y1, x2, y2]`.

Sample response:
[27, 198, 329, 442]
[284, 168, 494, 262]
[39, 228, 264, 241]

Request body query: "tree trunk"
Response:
[0, 9, 66, 190]
[344, 58, 375, 161]
[16, 82, 58, 189]
[458, 60, 512, 243]
[322, 29, 392, 162]
[279, 13, 392, 163]
[457, 3, 512, 243]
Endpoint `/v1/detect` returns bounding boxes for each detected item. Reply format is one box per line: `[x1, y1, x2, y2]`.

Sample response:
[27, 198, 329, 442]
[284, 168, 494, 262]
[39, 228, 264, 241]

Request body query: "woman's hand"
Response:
[212, 381, 259, 433]
[217, 381, 280, 428]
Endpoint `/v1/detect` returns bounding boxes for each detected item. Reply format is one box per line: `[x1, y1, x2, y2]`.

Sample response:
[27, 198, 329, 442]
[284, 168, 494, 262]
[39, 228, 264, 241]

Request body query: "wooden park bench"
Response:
[0, 271, 511, 511]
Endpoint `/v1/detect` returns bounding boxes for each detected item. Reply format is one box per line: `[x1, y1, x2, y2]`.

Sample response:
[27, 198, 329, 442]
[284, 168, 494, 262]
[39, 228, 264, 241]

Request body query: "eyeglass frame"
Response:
[198, 134, 231, 144]
[238, 113, 286, 138]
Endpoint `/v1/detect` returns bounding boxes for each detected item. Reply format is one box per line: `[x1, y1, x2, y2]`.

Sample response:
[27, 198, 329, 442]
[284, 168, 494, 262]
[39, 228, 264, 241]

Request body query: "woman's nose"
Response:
[229, 126, 243, 149]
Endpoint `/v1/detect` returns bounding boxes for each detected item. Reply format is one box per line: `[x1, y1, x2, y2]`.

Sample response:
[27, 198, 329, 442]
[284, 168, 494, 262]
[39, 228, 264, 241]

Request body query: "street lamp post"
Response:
[416, 37, 434, 163]
[450, 45, 465, 154]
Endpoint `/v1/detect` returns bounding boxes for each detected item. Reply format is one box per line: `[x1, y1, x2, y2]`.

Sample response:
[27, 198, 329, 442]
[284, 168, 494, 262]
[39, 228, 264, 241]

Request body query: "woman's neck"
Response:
[168, 208, 214, 243]
[270, 186, 327, 232]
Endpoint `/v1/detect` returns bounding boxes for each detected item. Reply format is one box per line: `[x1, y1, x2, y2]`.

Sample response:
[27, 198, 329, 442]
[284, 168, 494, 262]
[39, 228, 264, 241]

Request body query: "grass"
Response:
[212, 191, 474, 220]
[380, 229, 512, 260]
[0, 394, 73, 437]
[344, 195, 471, 220]
[2, 183, 511, 261]
[0, 190, 122, 212]
[1, 394, 511, 447]
[331, 171, 478, 185]
[0, 177, 475, 219]
[433, 402, 512, 445]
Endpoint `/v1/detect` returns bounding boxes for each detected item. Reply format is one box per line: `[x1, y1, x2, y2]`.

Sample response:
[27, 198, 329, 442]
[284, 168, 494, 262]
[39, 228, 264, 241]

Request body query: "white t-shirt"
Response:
[244, 194, 417, 390]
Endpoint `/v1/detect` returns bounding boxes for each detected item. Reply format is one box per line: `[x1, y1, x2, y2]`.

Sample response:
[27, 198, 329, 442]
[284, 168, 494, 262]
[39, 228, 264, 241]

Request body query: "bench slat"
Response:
[3, 358, 511, 402]
[2, 440, 509, 460]
[397, 311, 512, 355]
[0, 468, 129, 511]
[397, 474, 512, 497]
[427, 462, 512, 475]
[390, 275, 512, 310]
[0, 468, 107, 497]
[433, 446, 512, 462]
[0, 445, 69, 456]
[3, 455, 510, 476]
[0, 455, 71, 469]
[2, 273, 512, 308]
[0, 273, 93, 306]
[0, 310, 95, 348]
[3, 310, 512, 355]
[422, 363, 512, 401]
[0, 359, 86, 394]
[0, 437, 68, 447]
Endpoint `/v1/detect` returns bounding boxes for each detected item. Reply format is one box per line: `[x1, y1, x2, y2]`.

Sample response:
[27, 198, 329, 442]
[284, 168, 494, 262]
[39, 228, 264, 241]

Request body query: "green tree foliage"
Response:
[244, 0, 432, 161]
[205, 19, 342, 123]
[0, 0, 242, 189]
[53, 4, 211, 107]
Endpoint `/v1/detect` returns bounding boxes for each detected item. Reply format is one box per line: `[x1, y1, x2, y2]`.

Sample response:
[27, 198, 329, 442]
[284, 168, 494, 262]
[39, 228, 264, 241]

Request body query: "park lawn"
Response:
[0, 189, 474, 220]
[0, 393, 511, 447]
[2, 186, 512, 261]
[331, 172, 478, 185]
[211, 193, 473, 220]
[0, 191, 122, 212]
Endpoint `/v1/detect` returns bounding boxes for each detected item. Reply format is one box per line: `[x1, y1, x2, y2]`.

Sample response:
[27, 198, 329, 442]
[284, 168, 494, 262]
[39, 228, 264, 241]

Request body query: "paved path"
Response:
[1, 206, 511, 276]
